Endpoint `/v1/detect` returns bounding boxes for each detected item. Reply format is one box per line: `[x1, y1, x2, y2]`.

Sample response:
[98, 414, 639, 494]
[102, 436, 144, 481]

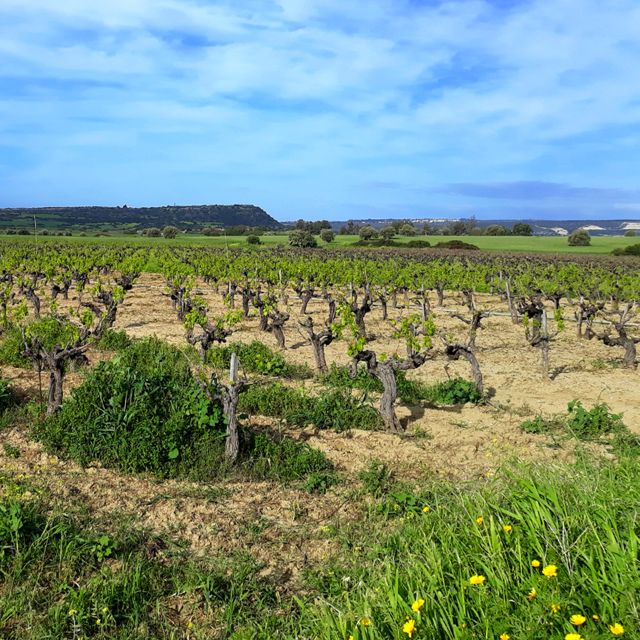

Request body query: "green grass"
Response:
[1, 232, 637, 254]
[0, 477, 291, 639]
[294, 456, 640, 639]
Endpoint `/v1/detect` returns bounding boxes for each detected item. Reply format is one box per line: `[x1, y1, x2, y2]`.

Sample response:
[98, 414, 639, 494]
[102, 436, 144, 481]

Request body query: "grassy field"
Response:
[1, 232, 638, 254]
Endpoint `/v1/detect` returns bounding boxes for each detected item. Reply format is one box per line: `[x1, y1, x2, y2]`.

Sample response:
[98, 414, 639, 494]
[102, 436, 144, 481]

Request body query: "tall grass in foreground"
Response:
[291, 456, 640, 640]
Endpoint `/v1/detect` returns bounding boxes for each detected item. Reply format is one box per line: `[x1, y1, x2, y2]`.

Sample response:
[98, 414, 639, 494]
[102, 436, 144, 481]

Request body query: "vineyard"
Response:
[1, 240, 639, 639]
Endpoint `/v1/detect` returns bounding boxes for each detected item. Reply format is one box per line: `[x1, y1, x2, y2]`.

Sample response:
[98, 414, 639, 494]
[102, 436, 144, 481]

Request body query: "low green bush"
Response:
[239, 382, 381, 431]
[208, 341, 312, 379]
[612, 242, 640, 256]
[0, 324, 30, 368]
[0, 378, 15, 414]
[566, 400, 626, 440]
[94, 328, 132, 351]
[422, 378, 482, 405]
[519, 401, 627, 443]
[34, 337, 224, 478]
[322, 365, 481, 406]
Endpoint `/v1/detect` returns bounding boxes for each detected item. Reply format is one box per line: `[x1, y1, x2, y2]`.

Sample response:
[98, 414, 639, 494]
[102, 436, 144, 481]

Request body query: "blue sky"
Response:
[1, 0, 640, 221]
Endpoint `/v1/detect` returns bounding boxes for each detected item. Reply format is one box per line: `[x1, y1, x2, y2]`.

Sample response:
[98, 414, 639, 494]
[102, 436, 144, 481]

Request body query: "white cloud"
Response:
[1, 0, 640, 216]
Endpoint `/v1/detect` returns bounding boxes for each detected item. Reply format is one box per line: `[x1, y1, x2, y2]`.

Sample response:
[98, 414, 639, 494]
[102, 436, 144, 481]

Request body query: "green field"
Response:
[1, 232, 638, 254]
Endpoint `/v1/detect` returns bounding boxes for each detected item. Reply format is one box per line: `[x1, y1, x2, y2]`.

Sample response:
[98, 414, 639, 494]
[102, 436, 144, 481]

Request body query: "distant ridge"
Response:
[0, 204, 281, 230]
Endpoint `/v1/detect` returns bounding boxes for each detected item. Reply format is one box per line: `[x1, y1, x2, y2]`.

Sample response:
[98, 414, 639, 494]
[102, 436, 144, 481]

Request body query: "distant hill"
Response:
[325, 217, 639, 236]
[0, 204, 281, 231]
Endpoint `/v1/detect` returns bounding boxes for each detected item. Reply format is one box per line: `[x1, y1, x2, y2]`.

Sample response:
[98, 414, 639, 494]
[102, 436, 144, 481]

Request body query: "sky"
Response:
[1, 0, 640, 221]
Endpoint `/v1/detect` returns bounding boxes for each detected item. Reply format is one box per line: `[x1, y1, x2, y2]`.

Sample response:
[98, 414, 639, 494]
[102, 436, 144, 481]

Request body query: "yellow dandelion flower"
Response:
[551, 603, 561, 613]
[359, 617, 372, 627]
[592, 614, 600, 621]
[542, 564, 558, 578]
[469, 574, 486, 586]
[411, 598, 425, 612]
[500, 634, 510, 640]
[403, 618, 416, 637]
[609, 623, 624, 636]
[349, 636, 355, 640]
[475, 516, 484, 525]
[503, 524, 513, 534]
[570, 614, 587, 626]
[531, 559, 541, 568]
[67, 609, 77, 617]
[422, 505, 430, 513]
[565, 634, 583, 640]
[527, 588, 537, 601]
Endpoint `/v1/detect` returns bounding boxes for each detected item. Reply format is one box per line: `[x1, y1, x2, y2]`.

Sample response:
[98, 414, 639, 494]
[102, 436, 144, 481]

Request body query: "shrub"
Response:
[519, 415, 559, 434]
[144, 227, 162, 237]
[405, 240, 431, 248]
[239, 383, 381, 431]
[0, 378, 15, 414]
[624, 229, 636, 237]
[243, 431, 334, 484]
[320, 229, 335, 243]
[207, 341, 312, 379]
[399, 223, 416, 236]
[34, 338, 225, 478]
[289, 230, 317, 248]
[613, 243, 640, 256]
[512, 222, 533, 236]
[94, 329, 132, 352]
[568, 229, 591, 246]
[0, 324, 30, 368]
[162, 225, 179, 239]
[246, 235, 261, 245]
[358, 225, 378, 240]
[322, 366, 480, 406]
[433, 240, 479, 250]
[566, 400, 625, 440]
[422, 378, 482, 405]
[484, 224, 510, 236]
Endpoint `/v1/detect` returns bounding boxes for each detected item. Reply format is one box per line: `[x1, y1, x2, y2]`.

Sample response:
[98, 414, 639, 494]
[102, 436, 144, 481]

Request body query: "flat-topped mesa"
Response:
[0, 204, 282, 230]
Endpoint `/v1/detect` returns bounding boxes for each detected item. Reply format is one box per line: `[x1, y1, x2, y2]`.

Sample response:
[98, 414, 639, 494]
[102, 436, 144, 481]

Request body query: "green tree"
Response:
[512, 222, 533, 236]
[359, 225, 378, 240]
[568, 230, 591, 246]
[162, 225, 179, 239]
[320, 229, 335, 243]
[289, 230, 317, 248]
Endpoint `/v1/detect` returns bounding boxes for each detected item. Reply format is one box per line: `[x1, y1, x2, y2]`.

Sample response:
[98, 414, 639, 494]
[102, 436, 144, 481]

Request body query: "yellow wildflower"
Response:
[101, 607, 108, 615]
[187, 621, 194, 630]
[531, 559, 541, 568]
[403, 618, 416, 637]
[592, 614, 600, 621]
[348, 636, 354, 640]
[609, 623, 624, 636]
[67, 609, 77, 617]
[359, 617, 372, 627]
[500, 634, 510, 640]
[422, 505, 430, 513]
[570, 614, 587, 626]
[527, 588, 537, 601]
[411, 598, 425, 612]
[475, 516, 484, 525]
[469, 574, 486, 586]
[542, 564, 558, 578]
[565, 635, 583, 640]
[502, 524, 513, 534]
[551, 603, 561, 613]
